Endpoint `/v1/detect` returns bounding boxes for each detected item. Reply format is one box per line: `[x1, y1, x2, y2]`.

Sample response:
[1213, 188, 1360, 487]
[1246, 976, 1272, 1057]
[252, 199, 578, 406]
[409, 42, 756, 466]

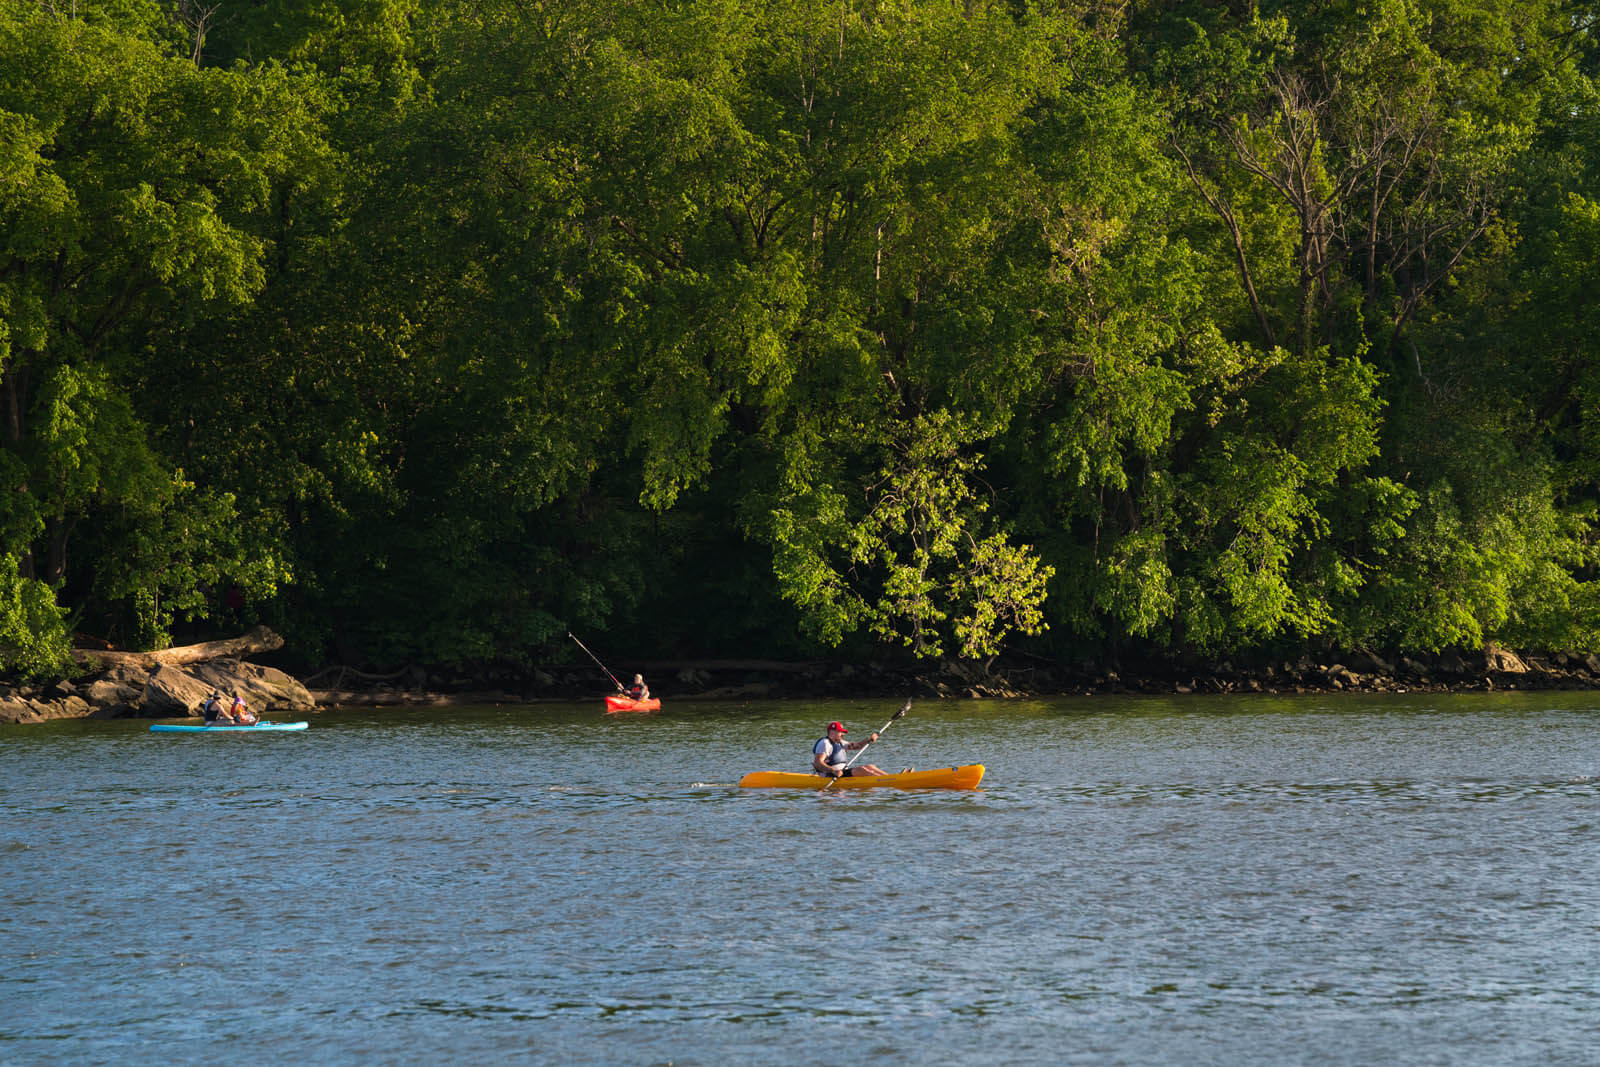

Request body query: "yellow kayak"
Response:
[738, 764, 985, 790]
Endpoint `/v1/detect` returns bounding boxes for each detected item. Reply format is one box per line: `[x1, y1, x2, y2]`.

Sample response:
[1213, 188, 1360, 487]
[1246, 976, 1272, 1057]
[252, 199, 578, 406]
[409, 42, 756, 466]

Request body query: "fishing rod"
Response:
[568, 632, 624, 692]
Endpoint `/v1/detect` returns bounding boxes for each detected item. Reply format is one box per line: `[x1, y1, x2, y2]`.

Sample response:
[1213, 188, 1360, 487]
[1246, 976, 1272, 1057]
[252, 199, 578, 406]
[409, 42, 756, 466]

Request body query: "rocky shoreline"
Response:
[309, 643, 1600, 706]
[5, 639, 1597, 726]
[0, 658, 317, 725]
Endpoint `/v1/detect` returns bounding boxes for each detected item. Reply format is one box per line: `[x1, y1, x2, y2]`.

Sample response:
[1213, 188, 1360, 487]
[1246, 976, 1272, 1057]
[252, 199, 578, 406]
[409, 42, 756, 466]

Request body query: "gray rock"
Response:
[1484, 644, 1529, 673]
[189, 660, 315, 712]
[142, 664, 213, 717]
[1399, 657, 1431, 677]
[0, 697, 42, 725]
[84, 677, 144, 708]
[1346, 650, 1394, 674]
[41, 695, 91, 719]
[940, 660, 985, 684]
[100, 663, 154, 688]
[6, 657, 314, 725]
[674, 666, 711, 687]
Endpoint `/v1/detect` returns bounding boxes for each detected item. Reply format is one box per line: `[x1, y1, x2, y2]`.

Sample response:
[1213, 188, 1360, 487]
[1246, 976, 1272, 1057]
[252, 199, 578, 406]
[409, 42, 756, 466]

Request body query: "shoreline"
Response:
[7, 644, 1598, 725]
[305, 646, 1600, 707]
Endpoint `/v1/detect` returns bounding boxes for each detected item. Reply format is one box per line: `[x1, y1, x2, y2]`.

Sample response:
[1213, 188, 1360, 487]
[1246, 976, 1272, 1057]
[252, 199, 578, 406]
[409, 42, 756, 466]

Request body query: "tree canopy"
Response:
[3, 0, 1598, 678]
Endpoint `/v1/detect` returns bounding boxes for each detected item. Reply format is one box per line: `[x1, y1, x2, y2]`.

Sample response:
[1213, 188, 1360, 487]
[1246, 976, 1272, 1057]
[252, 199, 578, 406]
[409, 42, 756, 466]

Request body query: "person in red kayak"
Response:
[812, 720, 888, 778]
[624, 674, 650, 701]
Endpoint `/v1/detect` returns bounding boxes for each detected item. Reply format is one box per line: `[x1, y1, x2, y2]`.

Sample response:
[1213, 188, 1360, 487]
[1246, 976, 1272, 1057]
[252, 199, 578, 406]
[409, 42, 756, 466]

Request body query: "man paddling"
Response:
[813, 720, 888, 778]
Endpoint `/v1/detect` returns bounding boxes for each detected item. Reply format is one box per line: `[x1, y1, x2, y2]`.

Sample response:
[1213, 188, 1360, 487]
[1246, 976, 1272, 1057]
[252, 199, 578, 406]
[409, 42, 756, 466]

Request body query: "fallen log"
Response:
[72, 625, 285, 670]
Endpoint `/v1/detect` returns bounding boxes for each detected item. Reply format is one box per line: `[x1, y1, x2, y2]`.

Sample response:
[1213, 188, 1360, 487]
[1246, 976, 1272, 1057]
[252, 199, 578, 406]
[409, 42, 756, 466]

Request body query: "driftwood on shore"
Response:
[71, 625, 285, 670]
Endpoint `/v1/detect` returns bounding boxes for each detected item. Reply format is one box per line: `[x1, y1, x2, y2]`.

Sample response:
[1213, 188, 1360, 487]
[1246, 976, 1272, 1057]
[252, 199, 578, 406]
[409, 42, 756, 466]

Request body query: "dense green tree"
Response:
[5, 0, 1600, 677]
[0, 1, 321, 658]
[1117, 0, 1600, 655]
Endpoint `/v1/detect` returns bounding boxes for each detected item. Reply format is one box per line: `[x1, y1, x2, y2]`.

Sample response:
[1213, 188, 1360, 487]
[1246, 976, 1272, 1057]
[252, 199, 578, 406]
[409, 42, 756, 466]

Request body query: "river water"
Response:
[2, 693, 1597, 1064]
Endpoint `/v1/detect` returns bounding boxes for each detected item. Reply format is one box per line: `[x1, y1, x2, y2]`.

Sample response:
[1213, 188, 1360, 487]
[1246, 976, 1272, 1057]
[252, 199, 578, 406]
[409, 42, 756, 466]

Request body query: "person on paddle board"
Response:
[228, 694, 258, 726]
[624, 674, 650, 701]
[201, 692, 223, 724]
[813, 720, 888, 778]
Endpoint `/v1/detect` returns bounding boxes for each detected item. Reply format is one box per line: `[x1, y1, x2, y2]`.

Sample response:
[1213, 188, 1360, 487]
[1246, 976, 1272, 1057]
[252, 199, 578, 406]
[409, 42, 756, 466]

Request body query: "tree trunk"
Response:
[72, 625, 285, 670]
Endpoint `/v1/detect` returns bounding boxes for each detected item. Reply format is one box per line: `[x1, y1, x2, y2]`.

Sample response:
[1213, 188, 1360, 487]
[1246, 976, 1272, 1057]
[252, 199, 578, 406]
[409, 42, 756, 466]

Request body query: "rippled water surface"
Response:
[3, 693, 1598, 1064]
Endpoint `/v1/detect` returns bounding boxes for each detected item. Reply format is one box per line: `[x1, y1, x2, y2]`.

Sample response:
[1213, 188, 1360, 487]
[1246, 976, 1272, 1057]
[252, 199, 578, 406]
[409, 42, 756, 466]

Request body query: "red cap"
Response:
[827, 721, 848, 733]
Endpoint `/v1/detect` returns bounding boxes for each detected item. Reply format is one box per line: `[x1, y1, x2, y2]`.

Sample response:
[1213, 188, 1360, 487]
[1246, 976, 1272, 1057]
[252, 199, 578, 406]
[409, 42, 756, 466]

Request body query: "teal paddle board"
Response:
[149, 721, 309, 733]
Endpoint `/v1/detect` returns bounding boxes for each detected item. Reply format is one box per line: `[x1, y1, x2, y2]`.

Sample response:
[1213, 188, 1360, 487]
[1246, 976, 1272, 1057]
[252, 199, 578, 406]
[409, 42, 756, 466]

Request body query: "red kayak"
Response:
[604, 694, 660, 713]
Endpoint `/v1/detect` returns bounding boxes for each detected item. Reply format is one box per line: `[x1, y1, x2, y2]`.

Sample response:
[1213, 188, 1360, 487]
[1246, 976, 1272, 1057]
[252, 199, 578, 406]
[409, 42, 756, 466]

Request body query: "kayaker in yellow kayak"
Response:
[813, 720, 888, 778]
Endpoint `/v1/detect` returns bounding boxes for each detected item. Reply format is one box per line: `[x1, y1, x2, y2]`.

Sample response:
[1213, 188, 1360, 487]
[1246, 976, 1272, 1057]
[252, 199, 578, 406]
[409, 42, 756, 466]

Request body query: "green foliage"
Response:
[0, 1, 323, 647]
[4, 0, 1600, 675]
[85, 472, 289, 649]
[0, 555, 73, 680]
[767, 412, 1053, 658]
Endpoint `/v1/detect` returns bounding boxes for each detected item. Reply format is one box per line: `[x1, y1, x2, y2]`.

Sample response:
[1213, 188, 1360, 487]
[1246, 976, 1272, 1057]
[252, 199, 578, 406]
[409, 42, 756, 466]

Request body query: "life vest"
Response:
[813, 736, 847, 770]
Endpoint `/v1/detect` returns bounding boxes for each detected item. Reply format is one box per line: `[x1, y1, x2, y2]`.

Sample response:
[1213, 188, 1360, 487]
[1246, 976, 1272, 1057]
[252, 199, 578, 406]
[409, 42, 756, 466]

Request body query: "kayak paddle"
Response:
[823, 700, 910, 790]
